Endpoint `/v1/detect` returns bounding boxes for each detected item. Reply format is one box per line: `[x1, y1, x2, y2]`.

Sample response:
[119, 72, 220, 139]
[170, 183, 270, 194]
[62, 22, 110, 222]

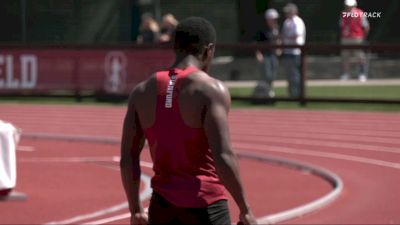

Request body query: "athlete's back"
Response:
[133, 66, 227, 207]
[133, 67, 218, 132]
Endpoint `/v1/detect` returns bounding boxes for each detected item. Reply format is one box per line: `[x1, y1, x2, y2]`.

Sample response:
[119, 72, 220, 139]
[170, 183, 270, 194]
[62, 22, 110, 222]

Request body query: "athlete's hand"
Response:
[239, 210, 258, 225]
[131, 212, 148, 225]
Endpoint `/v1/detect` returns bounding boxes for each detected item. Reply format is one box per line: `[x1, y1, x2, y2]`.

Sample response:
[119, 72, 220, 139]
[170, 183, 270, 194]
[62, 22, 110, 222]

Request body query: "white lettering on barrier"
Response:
[0, 54, 38, 89]
[6, 56, 18, 88]
[20, 55, 38, 89]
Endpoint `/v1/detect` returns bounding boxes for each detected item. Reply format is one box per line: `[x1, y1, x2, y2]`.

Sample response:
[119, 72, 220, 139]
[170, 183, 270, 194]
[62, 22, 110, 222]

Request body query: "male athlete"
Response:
[120, 17, 257, 225]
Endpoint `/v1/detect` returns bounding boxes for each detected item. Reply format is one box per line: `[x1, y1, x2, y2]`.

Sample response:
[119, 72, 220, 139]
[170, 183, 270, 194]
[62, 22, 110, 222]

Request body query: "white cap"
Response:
[265, 8, 279, 19]
[344, 0, 357, 6]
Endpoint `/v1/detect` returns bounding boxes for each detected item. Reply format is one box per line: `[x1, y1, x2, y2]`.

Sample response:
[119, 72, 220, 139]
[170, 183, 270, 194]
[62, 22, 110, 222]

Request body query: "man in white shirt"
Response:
[281, 3, 306, 98]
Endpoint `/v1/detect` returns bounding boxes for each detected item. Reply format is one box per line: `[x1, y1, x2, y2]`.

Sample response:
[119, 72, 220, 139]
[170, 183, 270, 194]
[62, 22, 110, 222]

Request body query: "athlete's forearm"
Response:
[214, 151, 251, 213]
[120, 158, 143, 214]
[120, 100, 145, 215]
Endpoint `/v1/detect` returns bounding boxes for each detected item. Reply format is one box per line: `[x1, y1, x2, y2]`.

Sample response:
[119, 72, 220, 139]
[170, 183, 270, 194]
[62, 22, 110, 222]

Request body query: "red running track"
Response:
[0, 104, 399, 224]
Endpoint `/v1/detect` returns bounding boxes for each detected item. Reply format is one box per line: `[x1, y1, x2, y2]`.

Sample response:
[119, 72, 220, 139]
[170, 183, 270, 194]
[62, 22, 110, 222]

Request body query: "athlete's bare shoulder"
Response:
[189, 70, 231, 109]
[129, 74, 157, 104]
[130, 74, 156, 96]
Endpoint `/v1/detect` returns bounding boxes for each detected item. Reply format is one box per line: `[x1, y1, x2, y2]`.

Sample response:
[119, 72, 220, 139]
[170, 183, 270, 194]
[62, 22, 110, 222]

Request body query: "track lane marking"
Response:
[80, 153, 343, 225]
[17, 146, 35, 152]
[81, 213, 131, 225]
[43, 163, 153, 225]
[235, 142, 400, 170]
[233, 136, 400, 154]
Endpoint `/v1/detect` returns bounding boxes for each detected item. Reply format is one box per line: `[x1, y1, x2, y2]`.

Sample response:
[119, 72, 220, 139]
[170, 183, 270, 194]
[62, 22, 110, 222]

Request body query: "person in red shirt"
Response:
[340, 0, 370, 82]
[120, 17, 257, 225]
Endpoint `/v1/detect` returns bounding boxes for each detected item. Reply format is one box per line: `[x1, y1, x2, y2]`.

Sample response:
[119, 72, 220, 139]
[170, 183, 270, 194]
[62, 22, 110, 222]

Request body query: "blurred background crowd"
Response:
[0, 0, 398, 44]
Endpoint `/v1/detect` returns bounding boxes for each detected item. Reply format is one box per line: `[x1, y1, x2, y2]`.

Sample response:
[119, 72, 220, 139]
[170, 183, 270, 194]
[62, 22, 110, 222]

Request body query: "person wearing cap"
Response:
[281, 3, 306, 98]
[253, 8, 281, 99]
[340, 0, 369, 82]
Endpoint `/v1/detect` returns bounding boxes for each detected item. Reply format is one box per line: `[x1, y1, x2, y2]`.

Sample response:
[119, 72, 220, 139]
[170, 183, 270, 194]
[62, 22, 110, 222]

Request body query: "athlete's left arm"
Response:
[120, 89, 146, 222]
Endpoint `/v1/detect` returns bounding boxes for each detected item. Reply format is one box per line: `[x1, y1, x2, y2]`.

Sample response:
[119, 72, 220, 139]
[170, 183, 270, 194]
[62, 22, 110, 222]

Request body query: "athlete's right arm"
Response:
[120, 88, 147, 225]
[203, 80, 258, 225]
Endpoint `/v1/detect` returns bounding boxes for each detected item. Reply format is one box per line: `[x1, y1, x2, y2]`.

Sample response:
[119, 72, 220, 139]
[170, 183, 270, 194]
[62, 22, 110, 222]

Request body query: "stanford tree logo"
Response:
[104, 51, 127, 94]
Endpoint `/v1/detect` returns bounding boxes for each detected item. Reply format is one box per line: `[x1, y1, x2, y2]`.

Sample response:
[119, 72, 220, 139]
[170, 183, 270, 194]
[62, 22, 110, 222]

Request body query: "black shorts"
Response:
[148, 192, 231, 225]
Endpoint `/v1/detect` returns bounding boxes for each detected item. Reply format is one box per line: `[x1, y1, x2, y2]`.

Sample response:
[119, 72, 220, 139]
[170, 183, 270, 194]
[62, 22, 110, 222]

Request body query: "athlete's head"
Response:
[173, 17, 216, 71]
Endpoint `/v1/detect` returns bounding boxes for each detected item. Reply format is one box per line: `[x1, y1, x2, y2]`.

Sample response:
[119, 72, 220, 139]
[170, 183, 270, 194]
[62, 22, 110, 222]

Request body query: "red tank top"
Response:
[143, 66, 227, 208]
[341, 8, 365, 39]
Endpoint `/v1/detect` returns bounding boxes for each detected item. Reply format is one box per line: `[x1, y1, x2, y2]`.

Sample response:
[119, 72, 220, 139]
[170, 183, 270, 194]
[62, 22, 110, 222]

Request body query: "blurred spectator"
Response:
[159, 14, 178, 43]
[281, 3, 306, 98]
[253, 8, 281, 98]
[340, 0, 369, 82]
[137, 13, 160, 44]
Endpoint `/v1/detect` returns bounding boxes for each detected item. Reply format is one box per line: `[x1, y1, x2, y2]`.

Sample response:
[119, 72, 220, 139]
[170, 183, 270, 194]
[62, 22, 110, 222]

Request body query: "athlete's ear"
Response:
[203, 43, 215, 61]
[202, 43, 215, 71]
[207, 43, 215, 56]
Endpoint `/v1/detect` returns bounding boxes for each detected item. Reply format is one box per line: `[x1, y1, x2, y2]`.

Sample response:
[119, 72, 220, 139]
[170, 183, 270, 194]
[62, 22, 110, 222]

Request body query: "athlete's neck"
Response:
[172, 54, 203, 70]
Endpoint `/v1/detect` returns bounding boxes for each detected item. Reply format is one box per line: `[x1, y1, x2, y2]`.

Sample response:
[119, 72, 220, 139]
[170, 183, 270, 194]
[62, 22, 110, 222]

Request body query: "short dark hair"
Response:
[173, 17, 216, 55]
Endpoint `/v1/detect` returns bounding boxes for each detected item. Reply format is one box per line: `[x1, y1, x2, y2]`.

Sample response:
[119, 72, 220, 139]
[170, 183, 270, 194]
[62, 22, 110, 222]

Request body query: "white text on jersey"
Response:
[165, 75, 176, 108]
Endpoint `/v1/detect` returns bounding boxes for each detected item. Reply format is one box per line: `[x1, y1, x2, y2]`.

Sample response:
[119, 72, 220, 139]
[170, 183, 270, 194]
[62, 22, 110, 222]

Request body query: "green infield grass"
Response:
[229, 85, 400, 99]
[229, 85, 400, 111]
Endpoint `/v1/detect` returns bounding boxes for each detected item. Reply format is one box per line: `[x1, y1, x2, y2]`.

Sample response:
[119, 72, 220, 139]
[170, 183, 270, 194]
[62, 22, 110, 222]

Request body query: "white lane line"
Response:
[230, 124, 400, 138]
[81, 213, 131, 225]
[21, 156, 154, 169]
[234, 136, 400, 154]
[44, 164, 153, 225]
[140, 161, 153, 169]
[23, 132, 120, 145]
[20, 157, 118, 163]
[232, 131, 400, 146]
[236, 152, 343, 225]
[109, 157, 153, 169]
[44, 203, 128, 225]
[235, 142, 400, 170]
[17, 146, 35, 152]
[82, 208, 149, 225]
[89, 159, 153, 172]
[78, 162, 153, 224]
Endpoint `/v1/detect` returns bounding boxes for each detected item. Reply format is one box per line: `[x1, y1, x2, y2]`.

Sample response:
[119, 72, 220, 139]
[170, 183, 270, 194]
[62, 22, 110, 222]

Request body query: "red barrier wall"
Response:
[0, 48, 175, 94]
